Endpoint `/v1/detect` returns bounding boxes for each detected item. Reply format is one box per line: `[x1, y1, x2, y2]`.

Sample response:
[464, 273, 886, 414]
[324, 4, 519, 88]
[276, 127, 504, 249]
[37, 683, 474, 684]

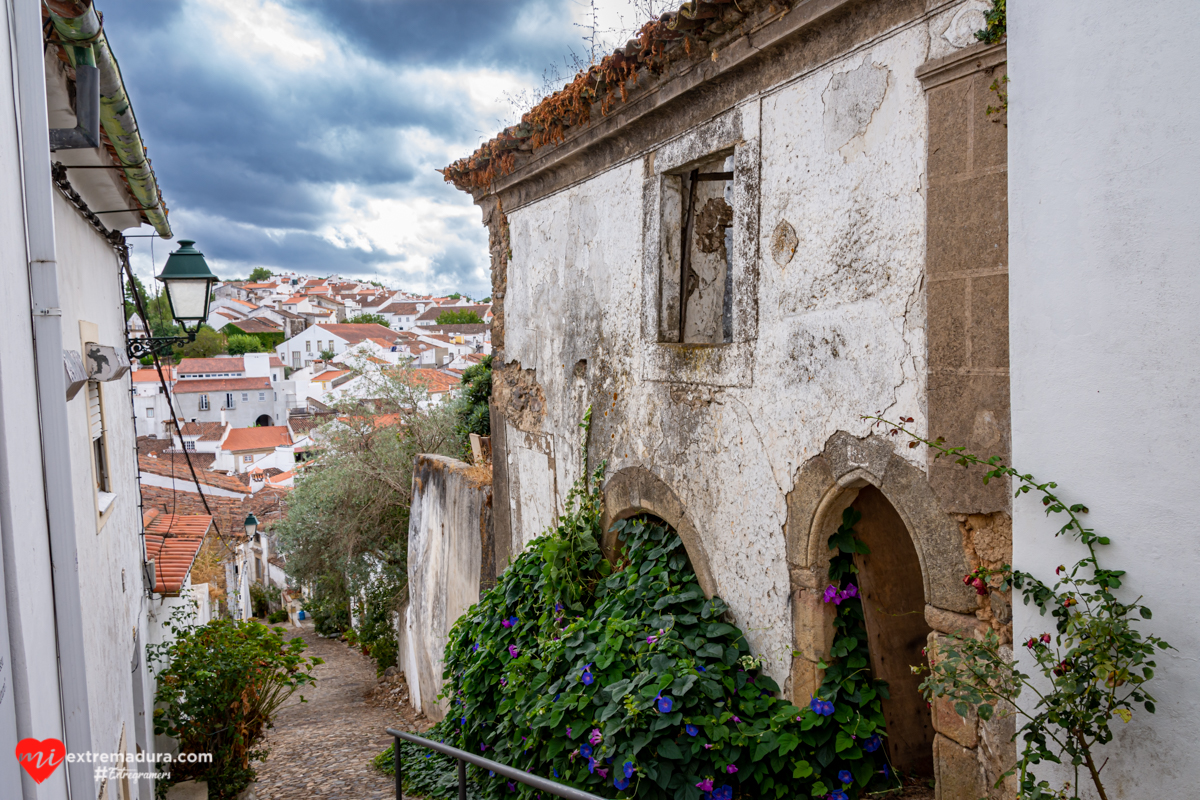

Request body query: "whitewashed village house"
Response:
[437, 0, 1200, 796]
[0, 2, 216, 798]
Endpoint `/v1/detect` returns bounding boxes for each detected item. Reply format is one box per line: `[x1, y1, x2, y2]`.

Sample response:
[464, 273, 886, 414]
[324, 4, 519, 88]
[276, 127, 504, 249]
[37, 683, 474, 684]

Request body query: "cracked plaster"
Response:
[496, 20, 962, 687]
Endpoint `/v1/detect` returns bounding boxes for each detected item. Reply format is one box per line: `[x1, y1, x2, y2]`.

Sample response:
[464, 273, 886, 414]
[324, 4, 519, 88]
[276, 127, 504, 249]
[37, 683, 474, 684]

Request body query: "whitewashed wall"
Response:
[1009, 1, 1200, 795]
[498, 15, 986, 685]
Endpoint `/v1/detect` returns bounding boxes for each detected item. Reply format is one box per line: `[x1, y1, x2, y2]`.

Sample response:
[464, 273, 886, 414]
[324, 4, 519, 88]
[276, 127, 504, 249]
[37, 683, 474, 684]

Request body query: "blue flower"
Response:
[839, 770, 852, 785]
[489, 770, 495, 777]
[686, 724, 699, 736]
[713, 786, 733, 800]
[830, 792, 848, 800]
[863, 734, 882, 753]
[508, 616, 519, 627]
[624, 761, 635, 778]
[614, 775, 630, 791]
[553, 769, 559, 778]
[461, 717, 466, 725]
[587, 756, 597, 774]
[656, 694, 674, 713]
[580, 743, 593, 758]
[554, 694, 560, 701]
[697, 665, 706, 672]
[881, 764, 891, 779]
[582, 671, 594, 686]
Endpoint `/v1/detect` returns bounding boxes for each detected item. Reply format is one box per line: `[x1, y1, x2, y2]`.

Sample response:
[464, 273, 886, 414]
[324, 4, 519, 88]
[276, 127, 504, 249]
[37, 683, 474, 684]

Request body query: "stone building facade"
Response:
[448, 1, 1012, 796]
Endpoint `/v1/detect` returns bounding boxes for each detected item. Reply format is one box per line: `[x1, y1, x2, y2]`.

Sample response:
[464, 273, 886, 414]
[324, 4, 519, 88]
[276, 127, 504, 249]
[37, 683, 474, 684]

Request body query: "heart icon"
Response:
[14, 738, 65, 784]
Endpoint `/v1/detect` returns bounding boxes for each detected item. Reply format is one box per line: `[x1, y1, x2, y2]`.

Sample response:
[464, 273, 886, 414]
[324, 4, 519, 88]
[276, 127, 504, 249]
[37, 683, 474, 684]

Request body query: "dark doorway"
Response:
[850, 486, 935, 776]
[255, 414, 272, 427]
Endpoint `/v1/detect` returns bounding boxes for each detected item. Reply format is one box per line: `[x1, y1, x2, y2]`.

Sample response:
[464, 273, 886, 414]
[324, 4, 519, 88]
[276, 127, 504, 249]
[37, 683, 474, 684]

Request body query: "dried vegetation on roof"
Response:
[441, 0, 789, 191]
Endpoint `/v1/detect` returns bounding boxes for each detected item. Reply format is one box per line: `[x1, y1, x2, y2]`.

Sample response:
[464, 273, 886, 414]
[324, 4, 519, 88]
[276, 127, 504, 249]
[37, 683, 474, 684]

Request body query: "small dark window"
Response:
[661, 153, 735, 344]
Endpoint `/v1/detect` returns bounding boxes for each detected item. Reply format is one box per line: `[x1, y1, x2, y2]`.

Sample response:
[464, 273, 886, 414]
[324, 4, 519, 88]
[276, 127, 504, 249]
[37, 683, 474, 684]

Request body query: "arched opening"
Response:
[849, 485, 934, 777]
[255, 414, 272, 427]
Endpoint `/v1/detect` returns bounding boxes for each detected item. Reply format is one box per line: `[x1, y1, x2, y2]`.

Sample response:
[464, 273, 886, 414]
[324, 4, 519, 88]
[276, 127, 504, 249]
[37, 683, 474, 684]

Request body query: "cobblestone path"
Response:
[253, 625, 425, 800]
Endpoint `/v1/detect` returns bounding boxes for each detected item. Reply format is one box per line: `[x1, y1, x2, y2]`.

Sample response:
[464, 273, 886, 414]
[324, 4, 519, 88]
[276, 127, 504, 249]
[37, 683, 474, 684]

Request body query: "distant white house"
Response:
[212, 426, 295, 475]
[274, 322, 398, 369]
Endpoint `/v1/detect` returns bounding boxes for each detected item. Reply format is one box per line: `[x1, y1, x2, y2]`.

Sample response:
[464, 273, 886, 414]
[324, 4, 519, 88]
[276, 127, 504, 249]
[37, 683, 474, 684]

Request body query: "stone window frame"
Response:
[639, 103, 761, 388]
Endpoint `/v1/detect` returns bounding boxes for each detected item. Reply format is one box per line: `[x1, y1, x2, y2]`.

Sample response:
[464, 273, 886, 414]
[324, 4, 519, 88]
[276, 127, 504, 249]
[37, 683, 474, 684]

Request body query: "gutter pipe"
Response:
[43, 0, 172, 238]
[12, 0, 95, 795]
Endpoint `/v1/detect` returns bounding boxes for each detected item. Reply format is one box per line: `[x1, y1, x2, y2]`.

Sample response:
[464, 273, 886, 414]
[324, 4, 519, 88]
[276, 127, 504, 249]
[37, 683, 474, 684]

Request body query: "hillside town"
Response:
[0, 1, 1197, 800]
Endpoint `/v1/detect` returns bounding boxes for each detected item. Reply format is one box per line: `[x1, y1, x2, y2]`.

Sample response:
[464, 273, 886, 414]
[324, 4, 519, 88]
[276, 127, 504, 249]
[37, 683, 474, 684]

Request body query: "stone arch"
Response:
[784, 431, 977, 727]
[255, 414, 272, 427]
[600, 466, 718, 600]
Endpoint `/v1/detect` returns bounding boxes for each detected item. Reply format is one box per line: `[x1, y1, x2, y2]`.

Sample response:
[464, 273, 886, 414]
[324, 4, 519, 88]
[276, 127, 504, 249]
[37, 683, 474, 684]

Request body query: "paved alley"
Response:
[252, 626, 425, 800]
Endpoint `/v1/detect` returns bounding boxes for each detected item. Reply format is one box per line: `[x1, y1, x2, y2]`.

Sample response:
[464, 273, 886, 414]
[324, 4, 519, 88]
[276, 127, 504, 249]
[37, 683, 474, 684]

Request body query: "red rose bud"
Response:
[972, 578, 988, 595]
[1040, 633, 1051, 643]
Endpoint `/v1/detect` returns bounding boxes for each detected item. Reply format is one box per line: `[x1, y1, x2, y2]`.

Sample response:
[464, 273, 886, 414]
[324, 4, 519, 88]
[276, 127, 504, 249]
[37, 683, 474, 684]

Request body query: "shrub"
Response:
[454, 355, 492, 458]
[268, 609, 289, 624]
[149, 608, 321, 799]
[436, 309, 483, 325]
[402, 413, 896, 799]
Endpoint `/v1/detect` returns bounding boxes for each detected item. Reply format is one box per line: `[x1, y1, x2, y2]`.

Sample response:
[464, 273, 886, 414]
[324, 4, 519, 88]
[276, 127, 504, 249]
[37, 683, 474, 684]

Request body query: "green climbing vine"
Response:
[381, 411, 907, 799]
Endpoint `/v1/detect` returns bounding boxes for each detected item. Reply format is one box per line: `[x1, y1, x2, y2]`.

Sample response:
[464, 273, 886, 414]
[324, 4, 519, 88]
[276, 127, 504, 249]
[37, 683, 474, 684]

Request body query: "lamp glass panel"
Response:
[165, 279, 211, 324]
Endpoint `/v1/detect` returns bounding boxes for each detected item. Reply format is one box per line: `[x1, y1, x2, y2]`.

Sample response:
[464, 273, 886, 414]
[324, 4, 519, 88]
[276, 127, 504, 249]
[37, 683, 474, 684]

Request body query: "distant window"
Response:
[226, 393, 234, 408]
[242, 392, 249, 402]
[243, 455, 253, 464]
[305, 340, 311, 352]
[145, 407, 154, 418]
[199, 394, 209, 411]
[259, 392, 266, 402]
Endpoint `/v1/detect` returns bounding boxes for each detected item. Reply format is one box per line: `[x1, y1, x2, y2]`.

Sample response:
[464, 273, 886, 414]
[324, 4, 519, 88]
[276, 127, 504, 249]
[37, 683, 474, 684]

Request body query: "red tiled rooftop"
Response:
[132, 366, 174, 382]
[220, 426, 293, 453]
[142, 508, 212, 595]
[177, 357, 245, 375]
[179, 421, 228, 441]
[411, 368, 460, 394]
[172, 377, 271, 394]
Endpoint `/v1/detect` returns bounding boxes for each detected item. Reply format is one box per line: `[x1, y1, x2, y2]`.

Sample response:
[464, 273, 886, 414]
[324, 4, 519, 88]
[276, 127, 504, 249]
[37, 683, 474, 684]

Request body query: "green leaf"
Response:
[791, 759, 813, 779]
[776, 732, 800, 756]
[658, 739, 683, 760]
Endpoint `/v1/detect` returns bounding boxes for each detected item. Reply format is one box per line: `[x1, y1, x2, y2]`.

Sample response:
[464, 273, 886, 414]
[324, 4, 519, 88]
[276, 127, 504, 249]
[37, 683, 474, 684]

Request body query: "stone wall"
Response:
[403, 455, 492, 720]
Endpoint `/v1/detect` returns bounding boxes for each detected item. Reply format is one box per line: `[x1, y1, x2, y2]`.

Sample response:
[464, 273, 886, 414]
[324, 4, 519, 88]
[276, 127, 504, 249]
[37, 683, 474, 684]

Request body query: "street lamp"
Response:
[127, 239, 218, 360]
[244, 512, 259, 541]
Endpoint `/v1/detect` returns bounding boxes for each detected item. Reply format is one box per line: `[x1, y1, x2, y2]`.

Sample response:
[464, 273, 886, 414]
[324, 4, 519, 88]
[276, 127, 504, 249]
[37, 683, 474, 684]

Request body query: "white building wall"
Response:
[1009, 1, 1200, 794]
[54, 189, 154, 798]
[501, 21, 944, 683]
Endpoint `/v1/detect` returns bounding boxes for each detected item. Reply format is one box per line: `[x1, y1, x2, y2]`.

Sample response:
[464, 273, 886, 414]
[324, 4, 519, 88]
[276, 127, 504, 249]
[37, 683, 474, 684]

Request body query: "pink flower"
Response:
[731, 716, 741, 723]
[822, 584, 840, 603]
[508, 645, 520, 658]
[647, 634, 658, 644]
[696, 779, 714, 792]
[596, 768, 609, 779]
[726, 765, 738, 774]
[502, 618, 513, 628]
[704, 744, 715, 750]
[589, 728, 603, 745]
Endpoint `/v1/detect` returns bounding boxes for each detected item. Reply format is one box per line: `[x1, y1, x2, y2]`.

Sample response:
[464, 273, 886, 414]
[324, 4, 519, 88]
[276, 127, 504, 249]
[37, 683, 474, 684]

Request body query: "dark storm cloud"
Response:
[94, 0, 584, 293]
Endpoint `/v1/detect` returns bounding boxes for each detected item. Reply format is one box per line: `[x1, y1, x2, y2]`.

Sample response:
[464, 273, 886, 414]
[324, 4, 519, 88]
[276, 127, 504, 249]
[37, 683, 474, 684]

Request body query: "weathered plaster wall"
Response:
[1009, 1, 1200, 795]
[405, 456, 492, 720]
[499, 19, 955, 687]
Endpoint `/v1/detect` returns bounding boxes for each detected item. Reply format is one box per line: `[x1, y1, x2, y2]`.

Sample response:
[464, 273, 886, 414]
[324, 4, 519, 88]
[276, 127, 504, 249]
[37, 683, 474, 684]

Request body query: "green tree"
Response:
[149, 606, 320, 799]
[453, 354, 491, 458]
[173, 325, 227, 360]
[435, 309, 482, 325]
[226, 333, 268, 355]
[447, 292, 461, 300]
[347, 313, 389, 326]
[248, 266, 273, 282]
[125, 272, 179, 337]
[317, 348, 336, 362]
[275, 364, 461, 672]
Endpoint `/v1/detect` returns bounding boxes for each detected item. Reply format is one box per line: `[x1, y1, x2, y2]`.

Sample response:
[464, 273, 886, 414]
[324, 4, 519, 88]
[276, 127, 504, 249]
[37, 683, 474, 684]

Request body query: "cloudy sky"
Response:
[102, 0, 668, 296]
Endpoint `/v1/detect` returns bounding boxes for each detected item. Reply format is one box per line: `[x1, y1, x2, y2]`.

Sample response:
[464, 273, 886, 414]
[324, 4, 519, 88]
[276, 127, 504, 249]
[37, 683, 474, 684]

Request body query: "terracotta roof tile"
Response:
[172, 377, 271, 394]
[223, 318, 282, 334]
[138, 454, 250, 494]
[313, 323, 398, 345]
[177, 357, 245, 375]
[411, 368, 460, 394]
[220, 426, 293, 453]
[179, 422, 228, 441]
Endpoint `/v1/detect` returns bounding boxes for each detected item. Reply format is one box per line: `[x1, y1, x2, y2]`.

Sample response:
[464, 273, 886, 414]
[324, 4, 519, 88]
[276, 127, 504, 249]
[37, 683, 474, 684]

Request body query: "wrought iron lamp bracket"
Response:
[127, 333, 194, 360]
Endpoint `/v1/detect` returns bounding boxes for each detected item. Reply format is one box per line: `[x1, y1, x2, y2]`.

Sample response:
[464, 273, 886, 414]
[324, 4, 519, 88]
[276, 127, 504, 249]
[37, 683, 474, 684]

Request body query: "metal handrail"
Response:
[386, 728, 606, 800]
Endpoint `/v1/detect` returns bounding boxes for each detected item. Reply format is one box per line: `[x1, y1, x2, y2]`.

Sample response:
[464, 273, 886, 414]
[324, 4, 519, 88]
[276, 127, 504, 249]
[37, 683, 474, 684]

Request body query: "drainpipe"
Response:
[43, 0, 172, 237]
[12, 0, 94, 795]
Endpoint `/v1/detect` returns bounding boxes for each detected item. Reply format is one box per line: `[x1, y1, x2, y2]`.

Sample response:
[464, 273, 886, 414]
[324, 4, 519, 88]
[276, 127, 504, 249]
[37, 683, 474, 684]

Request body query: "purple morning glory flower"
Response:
[501, 618, 512, 628]
[656, 694, 673, 713]
[615, 775, 630, 791]
[647, 634, 658, 644]
[831, 791, 848, 800]
[863, 734, 881, 752]
[714, 787, 733, 800]
[553, 768, 559, 778]
[823, 700, 836, 715]
[839, 769, 853, 784]
[555, 603, 563, 613]
[508, 644, 520, 658]
[587, 756, 597, 774]
[823, 584, 840, 603]
[696, 779, 714, 792]
[580, 743, 593, 758]
[841, 584, 858, 601]
[623, 761, 634, 778]
[500, 677, 507, 687]
[726, 764, 738, 774]
[686, 724, 699, 736]
[696, 665, 706, 672]
[509, 616, 518, 626]
[480, 743, 488, 752]
[582, 671, 594, 685]
[473, 642, 479, 651]
[589, 728, 603, 745]
[731, 716, 740, 723]
[596, 768, 609, 779]
[489, 770, 495, 777]
[507, 781, 516, 792]
[566, 727, 572, 737]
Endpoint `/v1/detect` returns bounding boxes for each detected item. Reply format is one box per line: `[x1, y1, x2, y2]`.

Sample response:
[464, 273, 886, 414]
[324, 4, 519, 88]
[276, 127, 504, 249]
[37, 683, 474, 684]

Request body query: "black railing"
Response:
[386, 728, 606, 800]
